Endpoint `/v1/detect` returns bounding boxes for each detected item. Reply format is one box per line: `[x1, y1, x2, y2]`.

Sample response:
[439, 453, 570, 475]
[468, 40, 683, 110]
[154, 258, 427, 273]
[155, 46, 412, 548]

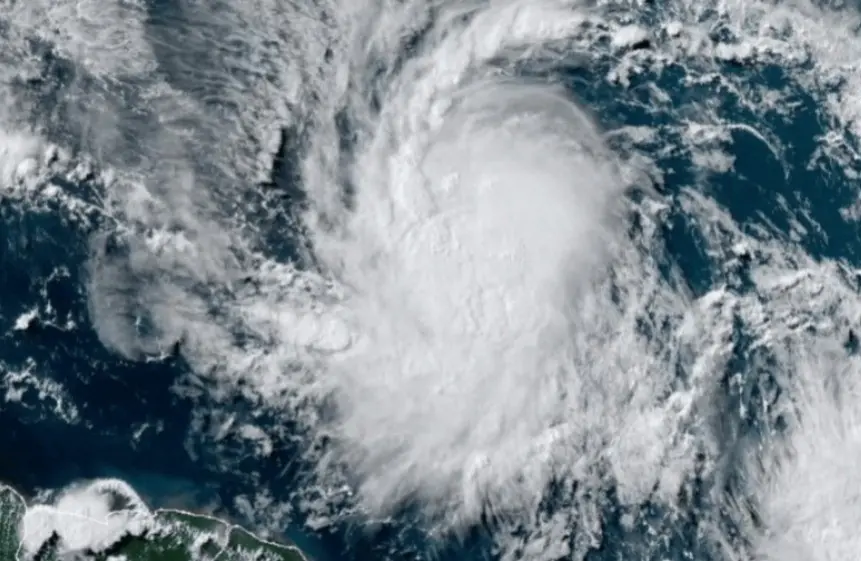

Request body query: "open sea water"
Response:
[3, 2, 861, 561]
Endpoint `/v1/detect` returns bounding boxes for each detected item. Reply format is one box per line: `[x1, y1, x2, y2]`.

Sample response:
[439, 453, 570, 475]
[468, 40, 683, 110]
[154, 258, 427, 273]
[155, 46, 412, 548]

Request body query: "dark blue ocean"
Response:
[2, 3, 861, 561]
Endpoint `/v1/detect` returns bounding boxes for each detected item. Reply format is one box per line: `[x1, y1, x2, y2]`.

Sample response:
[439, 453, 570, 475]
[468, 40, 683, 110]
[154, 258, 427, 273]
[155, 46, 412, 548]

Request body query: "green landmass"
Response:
[0, 485, 25, 561]
[0, 484, 306, 561]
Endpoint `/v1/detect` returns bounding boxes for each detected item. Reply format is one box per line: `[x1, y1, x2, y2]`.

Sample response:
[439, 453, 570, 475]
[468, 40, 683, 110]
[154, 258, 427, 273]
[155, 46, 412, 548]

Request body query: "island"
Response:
[0, 480, 306, 561]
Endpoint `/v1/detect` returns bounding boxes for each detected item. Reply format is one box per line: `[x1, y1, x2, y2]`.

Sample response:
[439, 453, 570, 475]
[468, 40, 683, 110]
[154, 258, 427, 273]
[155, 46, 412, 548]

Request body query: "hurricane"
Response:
[4, 0, 861, 560]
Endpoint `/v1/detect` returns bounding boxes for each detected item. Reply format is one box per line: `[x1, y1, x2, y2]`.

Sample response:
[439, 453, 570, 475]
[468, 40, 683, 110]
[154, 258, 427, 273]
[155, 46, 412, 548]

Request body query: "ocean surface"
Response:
[3, 1, 861, 560]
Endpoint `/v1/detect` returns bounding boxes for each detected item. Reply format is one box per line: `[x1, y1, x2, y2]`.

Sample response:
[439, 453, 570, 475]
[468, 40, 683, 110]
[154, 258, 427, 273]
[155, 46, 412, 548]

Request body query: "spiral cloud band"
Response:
[293, 0, 705, 546]
[12, 0, 861, 558]
[322, 80, 622, 515]
[67, 0, 712, 552]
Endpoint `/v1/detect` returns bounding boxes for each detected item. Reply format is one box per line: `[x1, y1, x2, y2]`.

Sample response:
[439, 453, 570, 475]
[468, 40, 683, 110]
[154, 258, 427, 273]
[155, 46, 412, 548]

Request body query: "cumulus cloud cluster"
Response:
[5, 0, 861, 559]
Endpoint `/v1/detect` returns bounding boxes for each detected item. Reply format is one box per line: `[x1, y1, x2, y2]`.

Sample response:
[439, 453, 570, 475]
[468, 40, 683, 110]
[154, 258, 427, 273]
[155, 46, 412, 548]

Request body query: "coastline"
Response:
[0, 481, 309, 561]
